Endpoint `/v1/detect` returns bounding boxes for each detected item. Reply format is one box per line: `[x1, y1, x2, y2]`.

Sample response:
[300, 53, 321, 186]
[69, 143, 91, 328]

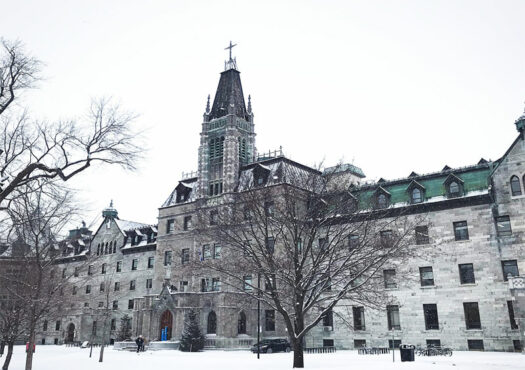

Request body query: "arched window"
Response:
[449, 181, 460, 198]
[411, 188, 422, 204]
[510, 176, 522, 196]
[377, 194, 388, 209]
[207, 311, 217, 334]
[238, 311, 247, 334]
[104, 242, 108, 254]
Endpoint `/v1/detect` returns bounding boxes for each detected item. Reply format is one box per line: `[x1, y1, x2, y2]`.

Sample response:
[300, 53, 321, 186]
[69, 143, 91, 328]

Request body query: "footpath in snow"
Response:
[6, 345, 525, 370]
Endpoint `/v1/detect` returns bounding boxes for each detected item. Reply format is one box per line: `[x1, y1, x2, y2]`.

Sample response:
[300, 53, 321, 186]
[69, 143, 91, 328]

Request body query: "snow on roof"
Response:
[115, 219, 153, 233]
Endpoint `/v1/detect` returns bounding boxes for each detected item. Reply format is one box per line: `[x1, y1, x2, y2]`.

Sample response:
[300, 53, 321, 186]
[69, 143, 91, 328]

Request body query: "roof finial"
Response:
[224, 41, 238, 70]
[247, 94, 252, 113]
[206, 94, 211, 113]
[110, 199, 113, 208]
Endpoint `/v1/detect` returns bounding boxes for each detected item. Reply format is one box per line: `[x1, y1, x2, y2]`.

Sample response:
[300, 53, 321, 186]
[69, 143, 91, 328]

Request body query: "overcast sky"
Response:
[3, 0, 525, 228]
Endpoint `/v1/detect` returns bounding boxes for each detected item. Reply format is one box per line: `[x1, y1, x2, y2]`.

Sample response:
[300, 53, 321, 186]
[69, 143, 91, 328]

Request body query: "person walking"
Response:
[135, 336, 144, 353]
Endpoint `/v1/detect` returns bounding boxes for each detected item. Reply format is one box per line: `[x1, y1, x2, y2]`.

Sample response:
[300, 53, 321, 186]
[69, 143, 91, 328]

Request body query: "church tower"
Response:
[197, 42, 256, 197]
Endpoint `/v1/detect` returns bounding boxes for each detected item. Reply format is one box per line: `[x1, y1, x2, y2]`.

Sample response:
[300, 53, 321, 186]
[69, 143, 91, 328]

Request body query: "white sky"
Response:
[3, 0, 525, 228]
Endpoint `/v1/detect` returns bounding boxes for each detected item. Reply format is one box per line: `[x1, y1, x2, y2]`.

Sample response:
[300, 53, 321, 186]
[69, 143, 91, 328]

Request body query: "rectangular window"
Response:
[167, 219, 175, 233]
[131, 259, 138, 271]
[353, 306, 365, 331]
[88, 265, 93, 275]
[348, 234, 359, 250]
[423, 304, 439, 330]
[146, 279, 153, 289]
[264, 201, 274, 217]
[354, 339, 366, 348]
[502, 260, 519, 281]
[323, 339, 334, 347]
[265, 310, 275, 331]
[202, 245, 211, 260]
[116, 261, 122, 272]
[415, 225, 429, 245]
[179, 281, 188, 292]
[213, 244, 222, 259]
[74, 267, 79, 277]
[380, 230, 393, 247]
[129, 280, 136, 291]
[43, 320, 48, 331]
[322, 309, 334, 328]
[496, 216, 512, 237]
[55, 321, 61, 331]
[85, 285, 91, 294]
[243, 275, 253, 291]
[388, 340, 402, 349]
[387, 305, 401, 330]
[181, 248, 190, 264]
[265, 237, 275, 254]
[201, 278, 210, 292]
[101, 263, 106, 274]
[111, 319, 116, 330]
[318, 237, 328, 251]
[100, 283, 105, 292]
[114, 282, 120, 291]
[112, 301, 118, 310]
[513, 340, 522, 352]
[265, 274, 276, 291]
[507, 301, 518, 329]
[383, 269, 397, 289]
[72, 286, 77, 295]
[128, 300, 134, 310]
[426, 339, 441, 347]
[419, 266, 434, 287]
[454, 221, 469, 241]
[62, 268, 66, 278]
[210, 210, 218, 225]
[183, 216, 192, 231]
[148, 256, 154, 269]
[459, 263, 475, 284]
[211, 278, 221, 292]
[164, 251, 172, 266]
[467, 339, 484, 351]
[463, 302, 481, 329]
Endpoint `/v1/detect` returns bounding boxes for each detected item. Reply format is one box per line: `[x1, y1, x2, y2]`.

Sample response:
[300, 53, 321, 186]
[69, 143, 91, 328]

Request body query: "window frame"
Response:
[495, 216, 512, 237]
[510, 175, 522, 196]
[387, 305, 401, 330]
[415, 225, 429, 245]
[419, 266, 434, 287]
[453, 221, 469, 241]
[423, 304, 439, 330]
[502, 260, 519, 281]
[459, 263, 475, 284]
[463, 302, 481, 330]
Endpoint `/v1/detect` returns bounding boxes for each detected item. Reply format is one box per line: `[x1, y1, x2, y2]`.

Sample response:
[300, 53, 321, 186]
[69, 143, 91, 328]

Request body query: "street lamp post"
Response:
[257, 273, 261, 359]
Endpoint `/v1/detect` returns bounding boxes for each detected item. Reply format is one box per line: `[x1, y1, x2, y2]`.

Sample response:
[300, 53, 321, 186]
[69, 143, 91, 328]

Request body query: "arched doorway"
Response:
[66, 323, 75, 343]
[207, 311, 217, 334]
[159, 310, 173, 340]
[238, 311, 246, 334]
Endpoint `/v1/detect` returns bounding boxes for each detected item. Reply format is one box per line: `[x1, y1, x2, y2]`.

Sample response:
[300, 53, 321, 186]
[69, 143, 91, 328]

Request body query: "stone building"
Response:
[131, 53, 524, 352]
[37, 203, 157, 345]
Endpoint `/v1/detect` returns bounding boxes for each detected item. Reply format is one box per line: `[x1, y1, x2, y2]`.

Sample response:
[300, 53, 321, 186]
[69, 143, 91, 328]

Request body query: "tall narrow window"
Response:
[265, 237, 275, 254]
[453, 221, 469, 241]
[213, 244, 222, 259]
[348, 235, 359, 251]
[496, 216, 512, 237]
[387, 305, 401, 330]
[507, 301, 518, 329]
[207, 311, 217, 334]
[238, 311, 247, 334]
[181, 249, 190, 264]
[383, 269, 397, 289]
[243, 275, 252, 291]
[463, 302, 481, 329]
[353, 306, 365, 330]
[148, 256, 154, 269]
[419, 266, 434, 286]
[202, 245, 211, 260]
[211, 278, 221, 291]
[322, 309, 334, 328]
[510, 176, 522, 196]
[377, 194, 388, 209]
[423, 304, 439, 330]
[183, 216, 192, 231]
[448, 181, 460, 198]
[459, 263, 475, 284]
[166, 219, 175, 233]
[116, 261, 122, 272]
[164, 251, 172, 266]
[265, 310, 275, 331]
[411, 188, 422, 204]
[129, 280, 136, 291]
[415, 226, 429, 245]
[131, 259, 138, 271]
[502, 260, 519, 281]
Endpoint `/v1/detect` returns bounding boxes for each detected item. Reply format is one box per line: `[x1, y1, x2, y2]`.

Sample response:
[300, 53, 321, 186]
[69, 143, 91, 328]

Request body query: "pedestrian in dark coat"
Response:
[135, 336, 144, 353]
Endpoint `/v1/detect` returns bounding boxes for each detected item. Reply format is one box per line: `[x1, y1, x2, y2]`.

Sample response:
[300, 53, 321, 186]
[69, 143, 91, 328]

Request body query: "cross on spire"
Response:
[225, 41, 237, 61]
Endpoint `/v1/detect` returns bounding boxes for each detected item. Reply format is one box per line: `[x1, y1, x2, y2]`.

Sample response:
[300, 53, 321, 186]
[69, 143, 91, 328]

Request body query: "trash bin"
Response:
[399, 344, 415, 362]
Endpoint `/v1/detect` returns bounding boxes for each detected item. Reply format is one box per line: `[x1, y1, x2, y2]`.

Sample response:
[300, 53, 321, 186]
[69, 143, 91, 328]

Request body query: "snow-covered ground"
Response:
[5, 345, 524, 370]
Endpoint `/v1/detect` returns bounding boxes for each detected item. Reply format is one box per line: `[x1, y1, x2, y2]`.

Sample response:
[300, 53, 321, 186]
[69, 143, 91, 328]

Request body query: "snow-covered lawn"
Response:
[6, 345, 524, 370]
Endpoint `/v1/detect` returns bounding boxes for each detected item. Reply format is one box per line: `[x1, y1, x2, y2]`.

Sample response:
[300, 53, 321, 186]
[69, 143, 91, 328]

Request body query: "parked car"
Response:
[251, 339, 291, 353]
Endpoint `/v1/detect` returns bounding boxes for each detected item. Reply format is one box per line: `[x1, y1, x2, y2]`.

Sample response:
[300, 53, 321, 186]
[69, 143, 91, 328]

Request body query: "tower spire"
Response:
[247, 95, 252, 114]
[206, 94, 211, 113]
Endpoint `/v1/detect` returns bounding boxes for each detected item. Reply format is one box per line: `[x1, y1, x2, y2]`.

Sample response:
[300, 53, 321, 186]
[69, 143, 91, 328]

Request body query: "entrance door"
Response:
[159, 310, 173, 340]
[66, 323, 75, 343]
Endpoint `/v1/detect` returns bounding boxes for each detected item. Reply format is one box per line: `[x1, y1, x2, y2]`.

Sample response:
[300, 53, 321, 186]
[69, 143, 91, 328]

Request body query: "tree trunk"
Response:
[98, 343, 105, 362]
[292, 339, 304, 368]
[24, 330, 35, 370]
[2, 342, 14, 370]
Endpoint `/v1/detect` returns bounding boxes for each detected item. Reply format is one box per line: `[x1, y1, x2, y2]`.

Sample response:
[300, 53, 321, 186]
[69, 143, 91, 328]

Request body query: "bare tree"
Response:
[195, 165, 423, 368]
[0, 39, 141, 209]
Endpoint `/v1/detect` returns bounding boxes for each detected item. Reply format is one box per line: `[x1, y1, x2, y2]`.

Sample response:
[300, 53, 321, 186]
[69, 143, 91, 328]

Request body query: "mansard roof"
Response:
[208, 68, 249, 121]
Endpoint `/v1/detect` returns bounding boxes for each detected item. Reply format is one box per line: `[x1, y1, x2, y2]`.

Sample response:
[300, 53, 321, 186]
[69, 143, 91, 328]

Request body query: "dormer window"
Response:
[411, 188, 422, 204]
[444, 174, 464, 198]
[253, 163, 270, 187]
[510, 176, 522, 196]
[377, 194, 388, 209]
